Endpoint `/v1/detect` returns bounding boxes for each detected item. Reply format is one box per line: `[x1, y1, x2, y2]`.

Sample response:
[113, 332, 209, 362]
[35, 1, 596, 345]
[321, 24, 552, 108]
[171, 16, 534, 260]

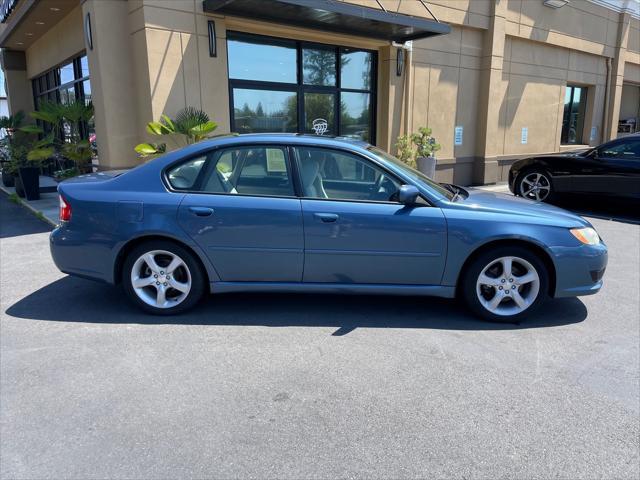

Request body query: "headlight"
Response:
[570, 227, 600, 245]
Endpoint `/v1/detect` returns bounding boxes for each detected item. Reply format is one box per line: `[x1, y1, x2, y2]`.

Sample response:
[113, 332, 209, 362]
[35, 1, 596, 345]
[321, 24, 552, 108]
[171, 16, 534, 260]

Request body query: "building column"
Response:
[377, 45, 406, 153]
[474, 0, 507, 185]
[605, 11, 631, 141]
[81, 0, 141, 169]
[0, 49, 34, 116]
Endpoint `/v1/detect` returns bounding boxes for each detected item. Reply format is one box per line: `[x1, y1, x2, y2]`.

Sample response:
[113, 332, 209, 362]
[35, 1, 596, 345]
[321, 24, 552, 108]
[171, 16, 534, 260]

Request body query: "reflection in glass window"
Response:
[167, 155, 207, 190]
[0, 69, 5, 97]
[303, 47, 336, 86]
[233, 88, 297, 133]
[340, 50, 373, 90]
[228, 37, 296, 84]
[80, 56, 90, 78]
[340, 92, 371, 141]
[228, 33, 376, 143]
[60, 62, 75, 85]
[561, 85, 587, 144]
[304, 93, 336, 135]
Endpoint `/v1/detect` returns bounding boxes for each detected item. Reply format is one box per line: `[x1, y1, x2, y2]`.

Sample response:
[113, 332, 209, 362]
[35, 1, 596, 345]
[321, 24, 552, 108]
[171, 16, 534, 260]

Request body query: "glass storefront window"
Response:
[32, 54, 93, 142]
[340, 92, 371, 140]
[228, 36, 297, 84]
[232, 88, 297, 134]
[340, 50, 373, 90]
[304, 93, 336, 135]
[303, 47, 336, 86]
[561, 85, 587, 144]
[228, 32, 376, 143]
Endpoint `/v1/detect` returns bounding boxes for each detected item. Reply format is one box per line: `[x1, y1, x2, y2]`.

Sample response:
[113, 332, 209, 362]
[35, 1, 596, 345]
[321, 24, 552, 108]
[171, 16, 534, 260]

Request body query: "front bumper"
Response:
[551, 242, 608, 298]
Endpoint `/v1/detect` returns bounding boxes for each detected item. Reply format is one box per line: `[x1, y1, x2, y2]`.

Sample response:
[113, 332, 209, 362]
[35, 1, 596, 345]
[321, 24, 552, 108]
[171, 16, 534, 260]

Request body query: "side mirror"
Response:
[398, 184, 420, 205]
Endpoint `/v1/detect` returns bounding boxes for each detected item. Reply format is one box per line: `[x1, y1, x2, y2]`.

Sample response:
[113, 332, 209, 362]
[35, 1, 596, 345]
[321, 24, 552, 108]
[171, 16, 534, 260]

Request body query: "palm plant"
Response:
[135, 107, 218, 157]
[24, 100, 95, 176]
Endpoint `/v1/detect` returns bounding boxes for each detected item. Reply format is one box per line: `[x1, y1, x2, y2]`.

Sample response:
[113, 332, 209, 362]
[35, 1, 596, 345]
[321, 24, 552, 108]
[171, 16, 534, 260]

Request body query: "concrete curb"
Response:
[0, 185, 58, 227]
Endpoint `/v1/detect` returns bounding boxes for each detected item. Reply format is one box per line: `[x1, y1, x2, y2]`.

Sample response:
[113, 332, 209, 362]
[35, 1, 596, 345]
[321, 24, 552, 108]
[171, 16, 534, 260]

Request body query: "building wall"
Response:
[3, 0, 639, 182]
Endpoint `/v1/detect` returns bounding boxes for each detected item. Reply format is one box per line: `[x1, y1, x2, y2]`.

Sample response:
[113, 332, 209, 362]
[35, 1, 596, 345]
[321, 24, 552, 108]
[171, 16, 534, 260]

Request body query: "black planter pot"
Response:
[18, 166, 40, 201]
[1, 170, 15, 188]
[14, 176, 25, 198]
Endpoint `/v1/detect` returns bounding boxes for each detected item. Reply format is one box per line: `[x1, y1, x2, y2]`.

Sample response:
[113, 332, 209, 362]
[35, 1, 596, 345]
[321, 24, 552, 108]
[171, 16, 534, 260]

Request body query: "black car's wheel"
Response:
[461, 246, 549, 322]
[122, 240, 206, 315]
[516, 170, 554, 202]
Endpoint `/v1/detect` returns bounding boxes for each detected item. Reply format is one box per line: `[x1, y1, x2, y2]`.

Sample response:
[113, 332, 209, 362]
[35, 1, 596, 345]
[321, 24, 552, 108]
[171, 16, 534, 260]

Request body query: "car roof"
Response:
[192, 133, 371, 149]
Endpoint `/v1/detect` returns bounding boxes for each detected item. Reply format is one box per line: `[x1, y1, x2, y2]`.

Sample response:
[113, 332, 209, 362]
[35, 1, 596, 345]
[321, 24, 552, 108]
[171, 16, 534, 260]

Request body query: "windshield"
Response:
[367, 146, 454, 200]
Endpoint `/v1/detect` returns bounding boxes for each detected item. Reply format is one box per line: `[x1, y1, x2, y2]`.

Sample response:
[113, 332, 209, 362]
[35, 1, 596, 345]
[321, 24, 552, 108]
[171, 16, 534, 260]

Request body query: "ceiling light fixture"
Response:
[49, 7, 61, 12]
[35, 21, 45, 25]
[543, 0, 569, 8]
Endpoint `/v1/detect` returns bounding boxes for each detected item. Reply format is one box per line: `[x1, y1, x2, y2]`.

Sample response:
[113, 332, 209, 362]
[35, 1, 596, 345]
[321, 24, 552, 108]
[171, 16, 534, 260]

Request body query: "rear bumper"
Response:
[50, 226, 113, 283]
[551, 242, 608, 298]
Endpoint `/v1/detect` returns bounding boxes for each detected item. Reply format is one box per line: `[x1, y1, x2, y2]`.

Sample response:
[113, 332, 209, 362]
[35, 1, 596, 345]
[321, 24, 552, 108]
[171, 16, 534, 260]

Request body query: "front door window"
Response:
[228, 32, 376, 143]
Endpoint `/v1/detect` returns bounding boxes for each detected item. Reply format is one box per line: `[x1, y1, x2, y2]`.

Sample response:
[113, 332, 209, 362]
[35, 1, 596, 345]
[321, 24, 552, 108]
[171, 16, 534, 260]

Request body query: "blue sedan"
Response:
[50, 134, 607, 321]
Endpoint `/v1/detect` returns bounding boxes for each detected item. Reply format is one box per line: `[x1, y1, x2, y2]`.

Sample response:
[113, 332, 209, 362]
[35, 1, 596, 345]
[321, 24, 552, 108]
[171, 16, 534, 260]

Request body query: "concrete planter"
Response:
[416, 156, 436, 179]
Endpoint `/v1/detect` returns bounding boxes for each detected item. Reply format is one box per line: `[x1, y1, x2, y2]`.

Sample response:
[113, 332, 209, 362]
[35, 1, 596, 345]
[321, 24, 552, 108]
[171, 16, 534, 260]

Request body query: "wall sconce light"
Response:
[396, 47, 404, 76]
[543, 0, 569, 8]
[208, 20, 217, 57]
[84, 12, 93, 50]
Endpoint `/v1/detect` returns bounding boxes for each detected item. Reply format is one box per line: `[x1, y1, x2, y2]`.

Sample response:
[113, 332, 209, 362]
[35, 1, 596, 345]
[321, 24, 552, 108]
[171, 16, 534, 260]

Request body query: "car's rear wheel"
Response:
[516, 170, 553, 202]
[461, 246, 549, 322]
[122, 240, 205, 315]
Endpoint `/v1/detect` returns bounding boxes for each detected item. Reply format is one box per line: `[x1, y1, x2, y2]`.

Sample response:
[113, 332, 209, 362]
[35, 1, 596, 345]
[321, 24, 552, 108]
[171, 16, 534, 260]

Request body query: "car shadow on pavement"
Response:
[6, 276, 588, 333]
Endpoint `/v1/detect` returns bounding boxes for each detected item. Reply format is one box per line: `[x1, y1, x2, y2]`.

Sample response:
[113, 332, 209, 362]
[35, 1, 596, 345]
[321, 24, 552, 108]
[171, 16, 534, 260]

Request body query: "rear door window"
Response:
[201, 146, 295, 197]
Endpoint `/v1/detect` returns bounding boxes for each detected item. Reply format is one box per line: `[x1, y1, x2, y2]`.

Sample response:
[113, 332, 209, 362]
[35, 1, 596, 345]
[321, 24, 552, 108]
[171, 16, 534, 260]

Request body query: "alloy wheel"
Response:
[520, 172, 551, 202]
[476, 256, 540, 317]
[130, 250, 192, 309]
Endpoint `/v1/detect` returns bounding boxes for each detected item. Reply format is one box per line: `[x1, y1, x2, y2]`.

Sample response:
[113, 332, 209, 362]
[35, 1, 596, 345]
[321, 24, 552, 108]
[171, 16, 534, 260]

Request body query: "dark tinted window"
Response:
[600, 139, 640, 159]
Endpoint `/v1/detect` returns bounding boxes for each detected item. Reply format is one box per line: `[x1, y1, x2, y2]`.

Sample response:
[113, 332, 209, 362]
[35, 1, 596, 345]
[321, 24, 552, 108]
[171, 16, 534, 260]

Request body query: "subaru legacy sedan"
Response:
[50, 134, 607, 322]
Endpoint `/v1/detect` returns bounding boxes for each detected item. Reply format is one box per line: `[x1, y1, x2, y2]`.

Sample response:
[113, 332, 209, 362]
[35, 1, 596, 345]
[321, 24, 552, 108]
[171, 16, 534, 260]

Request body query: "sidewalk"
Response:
[0, 174, 58, 226]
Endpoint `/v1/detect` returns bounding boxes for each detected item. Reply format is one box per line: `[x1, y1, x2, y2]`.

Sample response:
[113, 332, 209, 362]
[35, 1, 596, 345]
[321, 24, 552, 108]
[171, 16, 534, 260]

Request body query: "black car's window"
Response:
[599, 140, 640, 159]
[200, 146, 294, 197]
[167, 155, 207, 190]
[294, 147, 401, 202]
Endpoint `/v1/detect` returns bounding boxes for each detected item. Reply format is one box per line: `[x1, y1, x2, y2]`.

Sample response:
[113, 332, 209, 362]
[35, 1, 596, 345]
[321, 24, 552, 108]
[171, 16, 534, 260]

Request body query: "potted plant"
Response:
[395, 134, 416, 169]
[135, 107, 218, 158]
[411, 127, 441, 179]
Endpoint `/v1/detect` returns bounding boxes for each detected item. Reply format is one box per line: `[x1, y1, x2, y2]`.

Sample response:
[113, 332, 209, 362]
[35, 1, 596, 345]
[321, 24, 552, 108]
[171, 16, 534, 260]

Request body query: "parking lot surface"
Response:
[1, 193, 638, 479]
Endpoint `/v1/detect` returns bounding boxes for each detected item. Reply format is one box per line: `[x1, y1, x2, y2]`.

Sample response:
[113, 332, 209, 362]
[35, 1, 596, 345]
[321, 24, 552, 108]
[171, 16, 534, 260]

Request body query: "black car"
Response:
[509, 134, 640, 202]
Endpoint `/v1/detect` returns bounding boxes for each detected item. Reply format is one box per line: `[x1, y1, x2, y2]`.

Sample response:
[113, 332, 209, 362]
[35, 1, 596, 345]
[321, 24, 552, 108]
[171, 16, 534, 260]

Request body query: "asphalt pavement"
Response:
[1, 192, 638, 479]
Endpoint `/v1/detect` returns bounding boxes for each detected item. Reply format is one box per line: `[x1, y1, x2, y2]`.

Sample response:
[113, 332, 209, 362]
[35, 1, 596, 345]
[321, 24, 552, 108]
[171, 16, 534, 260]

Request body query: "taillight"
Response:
[59, 195, 72, 222]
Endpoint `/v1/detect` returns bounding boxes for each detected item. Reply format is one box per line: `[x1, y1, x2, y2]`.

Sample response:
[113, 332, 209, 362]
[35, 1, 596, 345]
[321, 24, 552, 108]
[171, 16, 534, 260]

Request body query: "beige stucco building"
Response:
[1, 0, 638, 185]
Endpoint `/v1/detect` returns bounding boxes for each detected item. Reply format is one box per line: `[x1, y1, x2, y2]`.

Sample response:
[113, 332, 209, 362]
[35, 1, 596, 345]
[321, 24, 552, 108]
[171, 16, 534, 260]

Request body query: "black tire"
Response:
[460, 246, 550, 323]
[122, 240, 206, 315]
[515, 169, 554, 203]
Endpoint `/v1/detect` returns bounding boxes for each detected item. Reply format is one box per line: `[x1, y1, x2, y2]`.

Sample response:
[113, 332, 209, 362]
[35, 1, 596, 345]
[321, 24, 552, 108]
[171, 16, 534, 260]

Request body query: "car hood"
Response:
[457, 188, 590, 228]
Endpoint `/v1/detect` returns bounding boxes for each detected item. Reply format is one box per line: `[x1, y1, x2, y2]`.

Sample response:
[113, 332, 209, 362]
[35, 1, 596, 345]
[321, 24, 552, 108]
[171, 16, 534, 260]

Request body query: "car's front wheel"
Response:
[461, 246, 549, 322]
[122, 240, 205, 315]
[516, 170, 554, 202]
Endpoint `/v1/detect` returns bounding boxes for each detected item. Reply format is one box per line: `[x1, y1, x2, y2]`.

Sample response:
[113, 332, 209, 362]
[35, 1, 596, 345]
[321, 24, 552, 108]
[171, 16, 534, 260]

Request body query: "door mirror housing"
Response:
[398, 184, 420, 205]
